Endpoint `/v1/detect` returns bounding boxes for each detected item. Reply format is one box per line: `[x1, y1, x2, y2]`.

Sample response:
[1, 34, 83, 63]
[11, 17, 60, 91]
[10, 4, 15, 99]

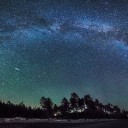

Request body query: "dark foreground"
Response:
[0, 120, 128, 128]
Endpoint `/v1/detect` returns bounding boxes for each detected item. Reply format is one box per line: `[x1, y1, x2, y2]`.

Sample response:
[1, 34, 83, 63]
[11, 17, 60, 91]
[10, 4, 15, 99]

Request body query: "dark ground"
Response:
[0, 120, 128, 128]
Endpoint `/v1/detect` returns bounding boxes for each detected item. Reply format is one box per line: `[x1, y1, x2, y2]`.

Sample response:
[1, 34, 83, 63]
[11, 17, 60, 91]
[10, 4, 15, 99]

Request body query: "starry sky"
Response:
[0, 0, 128, 109]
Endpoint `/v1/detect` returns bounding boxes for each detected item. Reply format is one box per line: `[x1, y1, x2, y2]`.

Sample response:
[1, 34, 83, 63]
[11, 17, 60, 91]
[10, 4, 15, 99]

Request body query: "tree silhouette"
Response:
[40, 97, 53, 118]
[70, 92, 80, 119]
[70, 92, 79, 111]
[0, 92, 127, 119]
[78, 98, 84, 108]
[60, 97, 70, 118]
[53, 104, 58, 113]
[84, 95, 93, 118]
[114, 105, 121, 113]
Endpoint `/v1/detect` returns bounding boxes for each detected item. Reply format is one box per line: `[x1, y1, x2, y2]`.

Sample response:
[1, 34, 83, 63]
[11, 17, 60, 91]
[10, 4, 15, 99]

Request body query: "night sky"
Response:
[0, 0, 128, 109]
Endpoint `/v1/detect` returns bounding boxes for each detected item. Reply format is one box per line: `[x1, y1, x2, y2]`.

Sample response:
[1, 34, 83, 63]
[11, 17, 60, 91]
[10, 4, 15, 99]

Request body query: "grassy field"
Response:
[0, 120, 128, 128]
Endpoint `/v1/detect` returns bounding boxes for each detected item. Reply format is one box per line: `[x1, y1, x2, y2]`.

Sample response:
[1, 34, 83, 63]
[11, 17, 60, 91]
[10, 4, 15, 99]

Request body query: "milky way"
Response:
[0, 0, 128, 109]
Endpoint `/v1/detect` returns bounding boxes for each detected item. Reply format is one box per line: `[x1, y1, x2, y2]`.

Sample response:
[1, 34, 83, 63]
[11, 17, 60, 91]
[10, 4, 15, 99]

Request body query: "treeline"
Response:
[40, 93, 128, 119]
[0, 92, 128, 119]
[0, 101, 46, 118]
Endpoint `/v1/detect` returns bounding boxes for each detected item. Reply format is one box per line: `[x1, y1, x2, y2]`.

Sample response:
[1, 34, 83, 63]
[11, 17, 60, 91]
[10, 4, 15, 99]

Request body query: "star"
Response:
[0, 0, 128, 110]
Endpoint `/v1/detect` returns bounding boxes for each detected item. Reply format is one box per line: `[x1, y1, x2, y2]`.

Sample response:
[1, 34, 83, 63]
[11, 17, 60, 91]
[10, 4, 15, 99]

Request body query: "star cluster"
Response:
[0, 0, 128, 109]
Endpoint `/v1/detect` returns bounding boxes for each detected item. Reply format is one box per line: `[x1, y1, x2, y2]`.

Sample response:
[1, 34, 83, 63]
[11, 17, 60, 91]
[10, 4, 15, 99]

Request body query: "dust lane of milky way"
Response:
[0, 0, 128, 109]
